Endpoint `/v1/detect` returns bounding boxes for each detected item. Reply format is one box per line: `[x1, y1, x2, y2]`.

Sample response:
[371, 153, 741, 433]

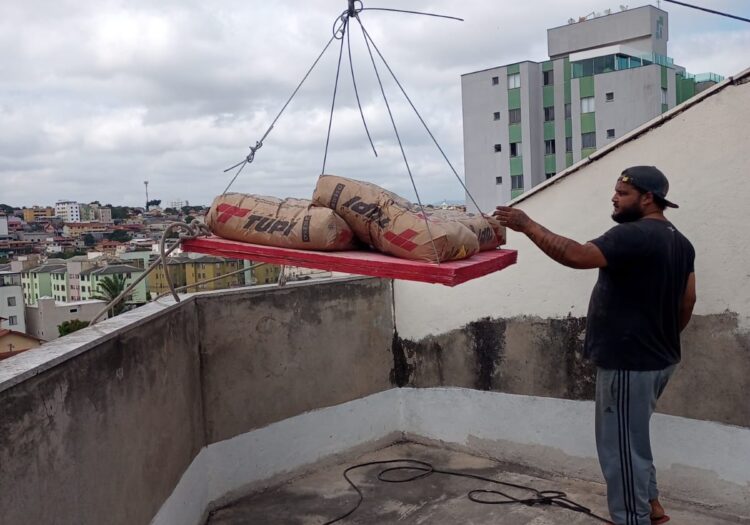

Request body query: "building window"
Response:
[661, 88, 668, 105]
[493, 111, 501, 121]
[545, 139, 556, 155]
[510, 142, 520, 157]
[511, 175, 524, 190]
[70, 308, 79, 313]
[9, 316, 17, 326]
[564, 103, 571, 119]
[606, 92, 614, 102]
[508, 108, 521, 124]
[507, 73, 521, 89]
[565, 137, 573, 152]
[495, 176, 503, 185]
[607, 128, 615, 139]
[582, 132, 597, 149]
[493, 144, 502, 153]
[543, 106, 555, 122]
[8, 296, 16, 307]
[491, 76, 499, 85]
[543, 70, 554, 86]
[546, 173, 555, 180]
[581, 96, 595, 113]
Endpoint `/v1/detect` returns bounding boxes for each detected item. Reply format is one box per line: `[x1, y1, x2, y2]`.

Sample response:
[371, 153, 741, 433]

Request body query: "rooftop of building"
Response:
[80, 263, 143, 276]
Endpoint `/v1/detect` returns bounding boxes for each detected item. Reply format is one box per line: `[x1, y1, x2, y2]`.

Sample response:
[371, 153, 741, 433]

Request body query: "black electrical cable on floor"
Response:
[322, 459, 614, 525]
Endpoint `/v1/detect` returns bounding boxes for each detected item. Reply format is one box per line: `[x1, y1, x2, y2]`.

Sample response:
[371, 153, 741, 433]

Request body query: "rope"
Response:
[347, 11, 377, 157]
[154, 262, 266, 300]
[321, 17, 348, 175]
[355, 16, 442, 264]
[159, 221, 212, 302]
[88, 220, 210, 326]
[355, 22, 485, 216]
[322, 459, 613, 525]
[222, 34, 338, 194]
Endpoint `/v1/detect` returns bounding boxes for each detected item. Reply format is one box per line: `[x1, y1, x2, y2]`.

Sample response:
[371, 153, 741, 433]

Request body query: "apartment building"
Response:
[22, 206, 56, 223]
[55, 200, 81, 223]
[461, 5, 723, 209]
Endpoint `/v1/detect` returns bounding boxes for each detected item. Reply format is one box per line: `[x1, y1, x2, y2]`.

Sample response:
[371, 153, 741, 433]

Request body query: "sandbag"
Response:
[312, 175, 479, 262]
[430, 210, 506, 251]
[206, 193, 357, 251]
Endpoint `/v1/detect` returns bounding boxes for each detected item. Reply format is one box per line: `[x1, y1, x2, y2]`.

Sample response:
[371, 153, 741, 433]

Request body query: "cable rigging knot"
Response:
[246, 140, 263, 164]
[333, 0, 363, 39]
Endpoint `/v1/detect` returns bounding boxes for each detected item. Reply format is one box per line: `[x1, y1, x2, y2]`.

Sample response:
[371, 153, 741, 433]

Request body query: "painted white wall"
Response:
[152, 388, 750, 525]
[395, 75, 750, 340]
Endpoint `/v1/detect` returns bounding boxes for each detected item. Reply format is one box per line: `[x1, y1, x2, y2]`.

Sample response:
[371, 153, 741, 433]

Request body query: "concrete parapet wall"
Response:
[0, 277, 396, 525]
[392, 314, 750, 428]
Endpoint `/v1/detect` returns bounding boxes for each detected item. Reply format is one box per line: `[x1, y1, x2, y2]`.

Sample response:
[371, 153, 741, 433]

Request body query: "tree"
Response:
[93, 275, 129, 316]
[58, 319, 90, 337]
[107, 230, 131, 242]
[0, 204, 15, 214]
[110, 206, 129, 220]
[184, 215, 195, 224]
[83, 233, 96, 246]
[147, 199, 161, 208]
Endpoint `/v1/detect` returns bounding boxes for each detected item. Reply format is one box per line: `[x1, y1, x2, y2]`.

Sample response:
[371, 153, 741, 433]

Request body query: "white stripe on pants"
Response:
[595, 366, 676, 525]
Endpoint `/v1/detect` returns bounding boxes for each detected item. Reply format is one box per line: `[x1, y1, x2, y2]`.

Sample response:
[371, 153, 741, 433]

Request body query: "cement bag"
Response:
[312, 175, 479, 262]
[431, 210, 506, 251]
[206, 193, 357, 251]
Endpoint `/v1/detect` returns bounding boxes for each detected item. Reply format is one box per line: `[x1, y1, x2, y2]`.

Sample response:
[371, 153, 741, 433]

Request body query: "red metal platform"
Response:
[182, 236, 517, 287]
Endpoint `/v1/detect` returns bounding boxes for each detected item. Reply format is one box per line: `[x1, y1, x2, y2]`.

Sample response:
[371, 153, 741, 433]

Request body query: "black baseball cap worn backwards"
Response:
[618, 165, 679, 208]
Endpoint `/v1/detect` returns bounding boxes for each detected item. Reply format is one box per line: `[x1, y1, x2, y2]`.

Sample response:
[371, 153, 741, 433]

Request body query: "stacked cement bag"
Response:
[206, 193, 357, 251]
[430, 210, 506, 251]
[312, 175, 480, 262]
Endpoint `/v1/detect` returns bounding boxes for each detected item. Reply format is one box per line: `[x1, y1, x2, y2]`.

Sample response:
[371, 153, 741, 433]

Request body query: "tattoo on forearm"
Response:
[528, 225, 578, 265]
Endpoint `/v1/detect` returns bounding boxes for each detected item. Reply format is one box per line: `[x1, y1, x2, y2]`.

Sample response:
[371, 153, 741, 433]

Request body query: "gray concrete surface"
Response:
[205, 441, 740, 525]
[197, 277, 395, 444]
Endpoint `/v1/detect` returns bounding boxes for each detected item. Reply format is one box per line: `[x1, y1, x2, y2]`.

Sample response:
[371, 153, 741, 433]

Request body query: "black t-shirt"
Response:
[584, 218, 695, 370]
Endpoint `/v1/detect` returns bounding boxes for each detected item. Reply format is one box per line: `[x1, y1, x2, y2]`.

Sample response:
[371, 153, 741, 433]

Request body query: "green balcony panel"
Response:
[582, 147, 597, 158]
[661, 66, 668, 89]
[543, 121, 555, 140]
[580, 112, 596, 134]
[542, 60, 554, 72]
[543, 85, 555, 107]
[511, 188, 524, 199]
[509, 124, 522, 143]
[565, 118, 573, 137]
[566, 152, 574, 167]
[564, 81, 571, 104]
[579, 75, 595, 98]
[662, 103, 669, 113]
[545, 154, 556, 174]
[510, 157, 523, 176]
[507, 63, 520, 75]
[508, 88, 521, 109]
[676, 76, 695, 104]
[564, 57, 571, 81]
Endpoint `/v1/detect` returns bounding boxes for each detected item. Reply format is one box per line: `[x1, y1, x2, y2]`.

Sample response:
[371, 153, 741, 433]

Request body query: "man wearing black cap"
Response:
[494, 166, 696, 525]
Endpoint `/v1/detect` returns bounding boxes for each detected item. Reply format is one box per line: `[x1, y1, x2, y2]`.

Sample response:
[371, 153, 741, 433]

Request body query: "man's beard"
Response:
[612, 203, 644, 223]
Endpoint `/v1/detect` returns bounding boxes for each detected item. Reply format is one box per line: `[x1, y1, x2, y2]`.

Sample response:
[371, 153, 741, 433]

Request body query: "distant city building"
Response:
[0, 269, 25, 333]
[62, 222, 108, 238]
[461, 5, 724, 209]
[55, 200, 81, 223]
[22, 206, 55, 223]
[79, 264, 147, 304]
[25, 297, 107, 341]
[0, 214, 8, 237]
[0, 328, 42, 360]
[21, 261, 67, 305]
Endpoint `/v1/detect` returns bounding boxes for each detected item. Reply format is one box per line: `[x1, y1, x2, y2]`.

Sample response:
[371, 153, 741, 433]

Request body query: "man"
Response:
[494, 166, 696, 525]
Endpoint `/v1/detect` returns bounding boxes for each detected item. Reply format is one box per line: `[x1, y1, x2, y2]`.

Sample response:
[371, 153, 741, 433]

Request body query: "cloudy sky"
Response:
[2, 0, 749, 208]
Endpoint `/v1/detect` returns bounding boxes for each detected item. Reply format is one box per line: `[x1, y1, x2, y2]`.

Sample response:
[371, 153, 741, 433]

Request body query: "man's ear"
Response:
[641, 191, 655, 207]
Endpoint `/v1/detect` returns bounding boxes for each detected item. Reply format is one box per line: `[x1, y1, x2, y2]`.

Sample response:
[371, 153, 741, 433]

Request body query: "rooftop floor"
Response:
[205, 442, 738, 525]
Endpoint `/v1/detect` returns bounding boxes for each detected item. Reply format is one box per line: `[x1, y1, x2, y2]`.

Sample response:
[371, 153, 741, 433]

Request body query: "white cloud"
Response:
[1, 0, 749, 207]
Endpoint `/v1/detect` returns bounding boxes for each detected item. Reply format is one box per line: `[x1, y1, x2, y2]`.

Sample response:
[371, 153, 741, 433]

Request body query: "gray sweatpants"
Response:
[595, 366, 676, 525]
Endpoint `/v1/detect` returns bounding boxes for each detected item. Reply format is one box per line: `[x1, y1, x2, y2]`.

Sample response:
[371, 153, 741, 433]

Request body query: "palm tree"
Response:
[93, 274, 129, 317]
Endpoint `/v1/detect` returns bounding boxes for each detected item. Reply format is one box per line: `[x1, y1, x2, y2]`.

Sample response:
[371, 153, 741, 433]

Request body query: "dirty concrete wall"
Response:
[197, 278, 395, 444]
[394, 75, 750, 428]
[0, 277, 396, 525]
[0, 302, 203, 525]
